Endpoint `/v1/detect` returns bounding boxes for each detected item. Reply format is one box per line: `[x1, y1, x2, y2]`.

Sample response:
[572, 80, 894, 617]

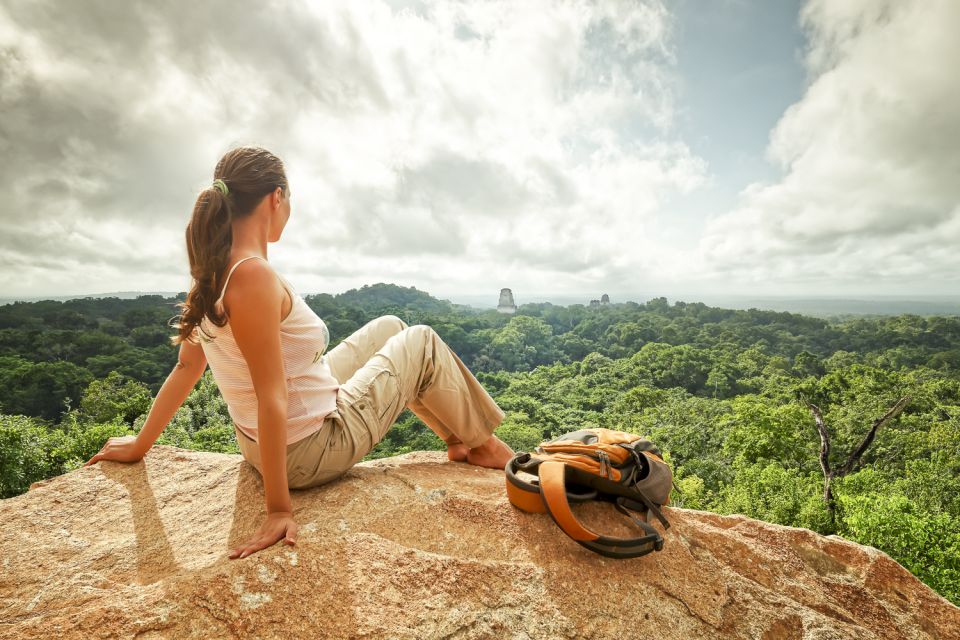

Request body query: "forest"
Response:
[1, 283, 958, 605]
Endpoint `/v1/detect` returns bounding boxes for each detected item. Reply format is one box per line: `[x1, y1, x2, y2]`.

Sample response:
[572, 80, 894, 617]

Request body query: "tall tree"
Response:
[805, 396, 911, 527]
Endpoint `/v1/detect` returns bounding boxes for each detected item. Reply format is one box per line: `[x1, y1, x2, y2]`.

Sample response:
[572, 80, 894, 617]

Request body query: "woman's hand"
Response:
[229, 511, 298, 560]
[83, 435, 145, 467]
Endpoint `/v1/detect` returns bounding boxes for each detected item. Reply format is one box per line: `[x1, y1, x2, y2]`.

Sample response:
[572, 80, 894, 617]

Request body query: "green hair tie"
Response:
[212, 178, 229, 196]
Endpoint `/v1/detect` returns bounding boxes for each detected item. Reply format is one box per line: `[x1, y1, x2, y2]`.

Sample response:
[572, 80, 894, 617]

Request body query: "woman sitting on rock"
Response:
[83, 145, 514, 560]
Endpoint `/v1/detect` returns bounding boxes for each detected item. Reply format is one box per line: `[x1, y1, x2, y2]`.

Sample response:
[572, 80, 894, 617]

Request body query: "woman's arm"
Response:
[86, 338, 207, 467]
[224, 259, 292, 515]
[133, 338, 208, 457]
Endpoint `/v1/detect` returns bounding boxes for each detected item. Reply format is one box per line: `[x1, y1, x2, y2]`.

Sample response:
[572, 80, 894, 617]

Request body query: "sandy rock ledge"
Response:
[0, 446, 957, 639]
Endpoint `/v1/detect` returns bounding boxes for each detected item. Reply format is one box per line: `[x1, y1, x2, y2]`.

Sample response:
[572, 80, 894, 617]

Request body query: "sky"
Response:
[1, 0, 957, 304]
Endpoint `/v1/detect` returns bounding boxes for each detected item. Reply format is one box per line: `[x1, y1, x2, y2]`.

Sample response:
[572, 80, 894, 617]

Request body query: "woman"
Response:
[83, 146, 515, 561]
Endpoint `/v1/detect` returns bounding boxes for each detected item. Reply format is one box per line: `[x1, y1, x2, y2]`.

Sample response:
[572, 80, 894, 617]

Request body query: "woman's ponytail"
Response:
[170, 147, 288, 346]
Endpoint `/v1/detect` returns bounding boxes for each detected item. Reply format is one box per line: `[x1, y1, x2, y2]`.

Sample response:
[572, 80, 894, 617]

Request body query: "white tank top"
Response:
[195, 256, 339, 445]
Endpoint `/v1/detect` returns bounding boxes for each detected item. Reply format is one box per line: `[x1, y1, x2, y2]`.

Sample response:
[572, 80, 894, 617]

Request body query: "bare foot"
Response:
[466, 435, 514, 470]
[445, 436, 469, 462]
[447, 443, 469, 462]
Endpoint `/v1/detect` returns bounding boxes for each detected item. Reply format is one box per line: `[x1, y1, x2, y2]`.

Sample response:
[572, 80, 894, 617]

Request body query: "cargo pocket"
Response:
[290, 421, 351, 488]
[349, 368, 402, 449]
[325, 418, 350, 451]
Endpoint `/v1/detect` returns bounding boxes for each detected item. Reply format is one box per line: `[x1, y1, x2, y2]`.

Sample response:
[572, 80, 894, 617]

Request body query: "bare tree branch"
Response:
[837, 396, 911, 477]
[807, 401, 832, 479]
[805, 395, 909, 529]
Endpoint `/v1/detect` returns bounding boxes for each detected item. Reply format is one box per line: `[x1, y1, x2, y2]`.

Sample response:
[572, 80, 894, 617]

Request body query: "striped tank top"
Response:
[196, 256, 339, 445]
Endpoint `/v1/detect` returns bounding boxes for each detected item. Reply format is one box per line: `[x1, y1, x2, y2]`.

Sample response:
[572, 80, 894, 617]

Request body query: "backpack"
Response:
[505, 427, 673, 558]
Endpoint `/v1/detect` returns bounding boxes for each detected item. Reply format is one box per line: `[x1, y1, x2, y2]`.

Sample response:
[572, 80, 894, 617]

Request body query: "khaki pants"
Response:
[234, 315, 506, 489]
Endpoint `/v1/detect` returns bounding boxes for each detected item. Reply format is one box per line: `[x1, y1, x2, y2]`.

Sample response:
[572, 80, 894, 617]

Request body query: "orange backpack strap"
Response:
[506, 453, 548, 513]
[505, 472, 548, 513]
[539, 460, 666, 558]
[539, 461, 599, 541]
[506, 452, 597, 514]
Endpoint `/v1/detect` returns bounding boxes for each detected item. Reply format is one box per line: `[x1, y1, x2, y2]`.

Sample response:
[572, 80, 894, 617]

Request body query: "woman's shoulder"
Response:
[221, 259, 285, 318]
[222, 255, 271, 287]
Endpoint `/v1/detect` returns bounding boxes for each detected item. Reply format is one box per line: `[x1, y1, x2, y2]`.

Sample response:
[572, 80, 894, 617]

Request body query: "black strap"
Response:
[625, 484, 671, 530]
[566, 465, 672, 531]
[615, 497, 662, 540]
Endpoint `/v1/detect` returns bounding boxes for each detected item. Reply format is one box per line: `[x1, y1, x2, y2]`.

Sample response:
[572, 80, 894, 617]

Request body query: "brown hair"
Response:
[170, 146, 288, 346]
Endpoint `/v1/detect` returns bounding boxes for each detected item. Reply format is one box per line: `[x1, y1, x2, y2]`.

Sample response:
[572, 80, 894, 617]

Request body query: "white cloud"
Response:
[0, 0, 706, 299]
[699, 0, 960, 294]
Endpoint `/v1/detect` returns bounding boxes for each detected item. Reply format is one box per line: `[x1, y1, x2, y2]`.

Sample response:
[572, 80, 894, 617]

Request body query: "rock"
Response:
[1, 446, 957, 639]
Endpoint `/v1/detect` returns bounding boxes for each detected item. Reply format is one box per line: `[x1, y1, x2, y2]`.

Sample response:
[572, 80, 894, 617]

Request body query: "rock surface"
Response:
[1, 446, 958, 639]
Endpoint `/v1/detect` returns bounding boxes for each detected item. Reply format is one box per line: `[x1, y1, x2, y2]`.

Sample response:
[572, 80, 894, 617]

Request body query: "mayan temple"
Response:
[496, 288, 517, 314]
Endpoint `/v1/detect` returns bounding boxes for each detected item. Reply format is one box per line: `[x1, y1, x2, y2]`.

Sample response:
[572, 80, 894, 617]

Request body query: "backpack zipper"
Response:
[541, 445, 614, 478]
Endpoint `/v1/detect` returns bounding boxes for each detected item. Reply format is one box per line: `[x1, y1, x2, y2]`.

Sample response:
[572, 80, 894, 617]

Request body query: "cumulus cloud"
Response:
[699, 0, 960, 294]
[0, 0, 706, 299]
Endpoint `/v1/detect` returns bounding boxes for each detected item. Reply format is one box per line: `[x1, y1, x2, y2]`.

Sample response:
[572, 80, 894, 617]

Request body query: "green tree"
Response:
[714, 460, 832, 532]
[483, 315, 563, 371]
[0, 356, 93, 421]
[837, 490, 960, 605]
[0, 413, 69, 498]
[79, 371, 153, 425]
[137, 370, 234, 451]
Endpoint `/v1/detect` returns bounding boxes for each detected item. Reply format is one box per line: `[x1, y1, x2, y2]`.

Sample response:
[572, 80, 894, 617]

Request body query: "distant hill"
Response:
[0, 291, 183, 305]
[0, 284, 467, 315]
[333, 283, 452, 312]
[689, 296, 960, 318]
[4, 287, 959, 318]
[442, 293, 960, 318]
